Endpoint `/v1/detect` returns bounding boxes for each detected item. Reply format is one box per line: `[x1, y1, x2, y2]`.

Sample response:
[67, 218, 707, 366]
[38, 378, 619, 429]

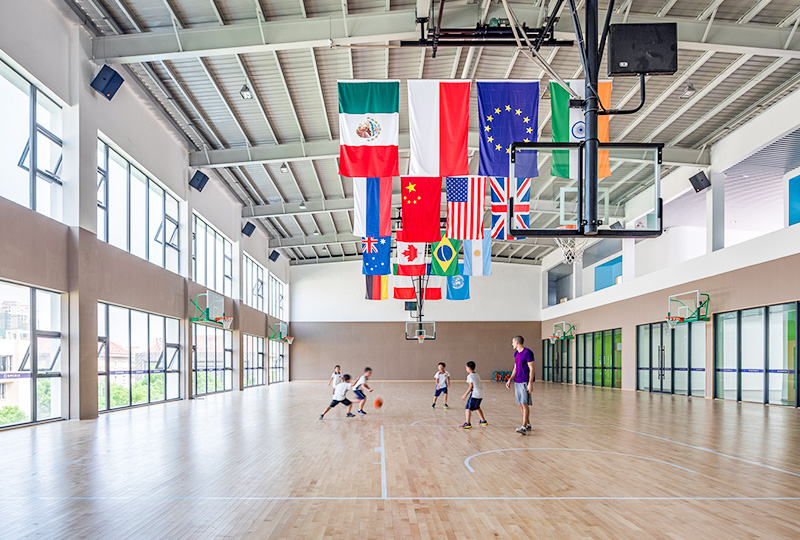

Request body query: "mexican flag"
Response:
[338, 81, 399, 177]
[550, 80, 612, 180]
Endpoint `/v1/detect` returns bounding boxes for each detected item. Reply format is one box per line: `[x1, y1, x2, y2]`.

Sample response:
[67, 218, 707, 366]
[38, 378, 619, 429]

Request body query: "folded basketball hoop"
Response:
[555, 225, 589, 265]
[665, 316, 683, 330]
[216, 316, 233, 329]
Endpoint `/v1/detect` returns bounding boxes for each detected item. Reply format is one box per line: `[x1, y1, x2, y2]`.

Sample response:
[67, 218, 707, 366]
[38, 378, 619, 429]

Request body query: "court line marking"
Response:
[464, 448, 696, 474]
[8, 496, 800, 502]
[374, 425, 387, 499]
[612, 426, 800, 478]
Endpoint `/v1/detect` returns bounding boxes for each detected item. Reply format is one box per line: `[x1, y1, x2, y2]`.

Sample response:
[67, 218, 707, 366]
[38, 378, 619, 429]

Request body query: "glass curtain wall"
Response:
[269, 339, 285, 383]
[575, 329, 621, 388]
[192, 323, 233, 395]
[97, 303, 180, 411]
[0, 281, 63, 427]
[0, 60, 63, 221]
[714, 303, 797, 407]
[269, 274, 286, 320]
[637, 321, 706, 397]
[542, 339, 572, 383]
[243, 334, 265, 388]
[243, 254, 265, 312]
[96, 140, 180, 272]
[193, 215, 233, 297]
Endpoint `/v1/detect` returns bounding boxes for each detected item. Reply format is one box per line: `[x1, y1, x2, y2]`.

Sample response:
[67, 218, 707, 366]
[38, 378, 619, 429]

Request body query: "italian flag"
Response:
[408, 80, 470, 177]
[551, 80, 612, 180]
[338, 81, 399, 178]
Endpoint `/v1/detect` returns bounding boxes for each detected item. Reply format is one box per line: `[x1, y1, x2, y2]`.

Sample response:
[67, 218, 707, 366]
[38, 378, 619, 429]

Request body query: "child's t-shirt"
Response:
[353, 374, 367, 390]
[333, 381, 350, 401]
[434, 371, 450, 389]
[331, 372, 344, 385]
[467, 372, 483, 398]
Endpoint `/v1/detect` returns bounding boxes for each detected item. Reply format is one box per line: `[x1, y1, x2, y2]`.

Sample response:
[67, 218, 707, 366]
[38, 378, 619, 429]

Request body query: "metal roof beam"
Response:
[289, 253, 540, 266]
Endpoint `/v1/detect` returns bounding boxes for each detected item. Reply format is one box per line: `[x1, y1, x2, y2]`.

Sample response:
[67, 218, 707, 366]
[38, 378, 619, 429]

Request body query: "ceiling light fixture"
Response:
[298, 200, 307, 209]
[680, 84, 696, 99]
[280, 162, 289, 173]
[240, 84, 253, 100]
[313, 230, 320, 236]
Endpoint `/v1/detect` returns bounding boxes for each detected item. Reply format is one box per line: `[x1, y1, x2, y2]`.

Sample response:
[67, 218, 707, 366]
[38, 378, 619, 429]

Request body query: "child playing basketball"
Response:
[328, 365, 343, 394]
[460, 361, 487, 429]
[432, 362, 450, 409]
[352, 367, 373, 414]
[320, 374, 356, 419]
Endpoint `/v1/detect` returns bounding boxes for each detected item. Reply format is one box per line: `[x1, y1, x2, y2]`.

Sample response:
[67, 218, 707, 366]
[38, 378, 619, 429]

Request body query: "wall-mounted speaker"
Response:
[689, 171, 711, 193]
[269, 250, 280, 262]
[241, 222, 256, 237]
[90, 65, 124, 100]
[608, 23, 678, 76]
[189, 171, 209, 192]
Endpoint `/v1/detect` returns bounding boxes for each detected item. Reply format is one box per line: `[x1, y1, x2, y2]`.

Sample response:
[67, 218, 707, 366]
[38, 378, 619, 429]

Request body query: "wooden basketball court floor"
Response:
[2, 381, 799, 539]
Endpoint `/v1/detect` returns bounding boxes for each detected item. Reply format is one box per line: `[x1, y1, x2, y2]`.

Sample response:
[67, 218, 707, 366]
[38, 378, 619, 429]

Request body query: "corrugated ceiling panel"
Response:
[241, 52, 304, 143]
[240, 164, 284, 203]
[314, 158, 347, 198]
[352, 48, 391, 80]
[276, 49, 332, 141]
[313, 47, 354, 139]
[286, 160, 324, 200]
[421, 47, 460, 79]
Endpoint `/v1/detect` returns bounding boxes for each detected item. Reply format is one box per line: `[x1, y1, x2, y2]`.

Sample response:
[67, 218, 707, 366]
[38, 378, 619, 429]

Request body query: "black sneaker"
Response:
[346, 413, 355, 417]
[431, 403, 435, 408]
[357, 410, 367, 415]
[525, 424, 531, 430]
[319, 415, 324, 420]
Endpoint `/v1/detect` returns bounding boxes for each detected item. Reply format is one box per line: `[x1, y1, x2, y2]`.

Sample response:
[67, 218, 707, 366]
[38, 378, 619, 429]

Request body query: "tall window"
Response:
[243, 335, 265, 388]
[192, 323, 233, 395]
[193, 215, 232, 297]
[0, 60, 63, 221]
[269, 274, 286, 320]
[97, 303, 180, 411]
[243, 254, 265, 312]
[0, 280, 63, 427]
[269, 339, 285, 383]
[97, 140, 180, 273]
[575, 329, 621, 389]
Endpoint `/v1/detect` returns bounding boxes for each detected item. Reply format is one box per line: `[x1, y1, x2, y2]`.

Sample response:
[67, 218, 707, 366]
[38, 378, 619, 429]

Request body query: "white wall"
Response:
[291, 261, 541, 322]
[636, 226, 706, 277]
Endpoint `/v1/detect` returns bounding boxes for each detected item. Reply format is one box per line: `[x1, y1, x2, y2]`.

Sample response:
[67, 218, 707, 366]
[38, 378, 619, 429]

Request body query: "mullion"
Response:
[29, 85, 37, 211]
[764, 307, 769, 405]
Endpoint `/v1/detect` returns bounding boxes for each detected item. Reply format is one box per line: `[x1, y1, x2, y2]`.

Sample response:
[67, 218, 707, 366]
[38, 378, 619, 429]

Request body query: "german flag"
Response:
[365, 275, 388, 300]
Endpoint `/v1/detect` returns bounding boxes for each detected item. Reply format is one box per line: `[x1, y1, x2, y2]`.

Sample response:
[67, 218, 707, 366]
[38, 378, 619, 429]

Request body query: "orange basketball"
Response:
[373, 398, 383, 409]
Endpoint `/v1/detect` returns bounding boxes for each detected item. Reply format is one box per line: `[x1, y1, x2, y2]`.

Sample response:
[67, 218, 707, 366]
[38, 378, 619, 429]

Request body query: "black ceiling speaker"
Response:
[241, 222, 256, 237]
[689, 171, 711, 193]
[90, 65, 124, 100]
[269, 250, 280, 262]
[188, 171, 209, 192]
[608, 23, 678, 76]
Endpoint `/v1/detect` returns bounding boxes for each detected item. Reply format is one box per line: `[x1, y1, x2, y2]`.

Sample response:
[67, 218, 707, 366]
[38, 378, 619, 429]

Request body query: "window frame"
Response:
[192, 214, 233, 297]
[243, 253, 266, 312]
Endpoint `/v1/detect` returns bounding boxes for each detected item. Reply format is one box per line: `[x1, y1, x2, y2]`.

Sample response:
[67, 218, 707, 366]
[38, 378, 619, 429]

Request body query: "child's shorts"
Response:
[329, 398, 352, 408]
[353, 389, 366, 400]
[434, 387, 447, 396]
[465, 394, 482, 411]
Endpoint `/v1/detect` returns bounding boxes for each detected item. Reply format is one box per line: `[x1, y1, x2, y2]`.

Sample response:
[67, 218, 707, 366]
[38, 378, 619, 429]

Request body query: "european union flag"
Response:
[477, 81, 539, 178]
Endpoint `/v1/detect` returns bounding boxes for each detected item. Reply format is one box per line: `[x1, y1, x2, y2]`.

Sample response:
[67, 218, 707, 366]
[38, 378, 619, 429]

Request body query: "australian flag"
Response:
[477, 81, 539, 178]
[362, 236, 391, 275]
[490, 177, 530, 240]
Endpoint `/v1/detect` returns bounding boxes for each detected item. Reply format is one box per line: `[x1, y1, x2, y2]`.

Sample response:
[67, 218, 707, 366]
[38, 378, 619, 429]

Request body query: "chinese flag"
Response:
[401, 177, 442, 243]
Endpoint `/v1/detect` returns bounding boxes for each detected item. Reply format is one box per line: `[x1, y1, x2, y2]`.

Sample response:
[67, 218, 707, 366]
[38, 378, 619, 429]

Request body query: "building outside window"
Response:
[96, 139, 180, 273]
[97, 303, 180, 411]
[243, 254, 265, 312]
[0, 280, 63, 428]
[0, 59, 63, 221]
[243, 334, 265, 388]
[193, 214, 233, 297]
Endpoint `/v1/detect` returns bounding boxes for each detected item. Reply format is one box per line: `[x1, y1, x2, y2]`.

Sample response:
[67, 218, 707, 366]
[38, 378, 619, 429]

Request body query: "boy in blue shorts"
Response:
[352, 367, 373, 414]
[431, 362, 450, 409]
[460, 361, 487, 429]
[319, 374, 356, 419]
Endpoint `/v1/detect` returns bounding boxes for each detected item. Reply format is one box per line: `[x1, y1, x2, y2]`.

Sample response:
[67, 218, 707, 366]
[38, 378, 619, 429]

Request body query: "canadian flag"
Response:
[396, 229, 426, 276]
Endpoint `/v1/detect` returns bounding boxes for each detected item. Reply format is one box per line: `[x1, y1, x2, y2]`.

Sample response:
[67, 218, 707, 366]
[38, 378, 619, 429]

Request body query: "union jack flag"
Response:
[362, 237, 378, 253]
[490, 177, 530, 240]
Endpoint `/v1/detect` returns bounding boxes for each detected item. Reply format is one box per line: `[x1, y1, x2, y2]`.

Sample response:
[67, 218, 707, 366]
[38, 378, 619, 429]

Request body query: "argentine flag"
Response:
[463, 234, 492, 276]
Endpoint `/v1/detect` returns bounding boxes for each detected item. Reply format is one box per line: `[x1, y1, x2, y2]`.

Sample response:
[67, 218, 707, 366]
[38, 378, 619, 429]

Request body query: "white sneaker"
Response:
[515, 426, 527, 433]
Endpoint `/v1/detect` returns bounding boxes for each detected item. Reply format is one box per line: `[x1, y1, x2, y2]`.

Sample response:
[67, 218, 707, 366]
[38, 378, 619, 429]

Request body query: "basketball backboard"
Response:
[190, 290, 226, 325]
[405, 321, 436, 343]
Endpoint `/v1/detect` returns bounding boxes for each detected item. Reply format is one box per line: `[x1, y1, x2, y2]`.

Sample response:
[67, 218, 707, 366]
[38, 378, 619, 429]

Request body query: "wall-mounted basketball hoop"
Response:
[269, 322, 292, 343]
[550, 321, 576, 341]
[666, 291, 710, 329]
[190, 291, 228, 327]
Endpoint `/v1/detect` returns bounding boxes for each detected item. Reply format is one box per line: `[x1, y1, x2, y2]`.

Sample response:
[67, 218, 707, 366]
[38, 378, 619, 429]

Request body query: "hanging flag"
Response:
[424, 264, 443, 300]
[477, 81, 539, 178]
[353, 177, 392, 238]
[365, 275, 388, 300]
[550, 80, 612, 180]
[447, 264, 470, 301]
[463, 234, 492, 276]
[393, 265, 441, 300]
[362, 236, 391, 275]
[338, 80, 399, 177]
[408, 80, 470, 177]
[401, 177, 442, 242]
[430, 233, 460, 276]
[446, 176, 486, 240]
[396, 229, 426, 276]
[490, 177, 530, 240]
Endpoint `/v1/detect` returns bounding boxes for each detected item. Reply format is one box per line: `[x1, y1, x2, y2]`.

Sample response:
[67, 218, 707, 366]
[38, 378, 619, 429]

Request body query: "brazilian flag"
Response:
[430, 233, 460, 276]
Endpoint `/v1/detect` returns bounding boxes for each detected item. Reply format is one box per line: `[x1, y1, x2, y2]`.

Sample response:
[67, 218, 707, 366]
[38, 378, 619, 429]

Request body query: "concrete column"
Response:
[706, 171, 725, 253]
[572, 260, 584, 299]
[622, 239, 635, 282]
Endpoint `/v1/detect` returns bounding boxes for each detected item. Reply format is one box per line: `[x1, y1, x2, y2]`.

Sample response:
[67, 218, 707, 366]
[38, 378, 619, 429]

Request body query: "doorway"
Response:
[637, 321, 705, 397]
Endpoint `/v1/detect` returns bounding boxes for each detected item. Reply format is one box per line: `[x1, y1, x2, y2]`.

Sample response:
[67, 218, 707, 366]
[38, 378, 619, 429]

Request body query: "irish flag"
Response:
[338, 81, 399, 177]
[550, 80, 612, 180]
[408, 80, 470, 177]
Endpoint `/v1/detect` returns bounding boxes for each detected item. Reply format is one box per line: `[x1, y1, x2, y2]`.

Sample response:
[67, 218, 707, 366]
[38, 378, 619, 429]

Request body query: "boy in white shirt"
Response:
[328, 365, 343, 394]
[460, 361, 487, 429]
[431, 362, 450, 409]
[319, 374, 356, 419]
[352, 367, 373, 415]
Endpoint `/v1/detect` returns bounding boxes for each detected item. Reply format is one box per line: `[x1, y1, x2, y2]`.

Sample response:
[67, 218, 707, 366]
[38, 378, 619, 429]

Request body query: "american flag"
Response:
[490, 177, 531, 239]
[446, 176, 486, 240]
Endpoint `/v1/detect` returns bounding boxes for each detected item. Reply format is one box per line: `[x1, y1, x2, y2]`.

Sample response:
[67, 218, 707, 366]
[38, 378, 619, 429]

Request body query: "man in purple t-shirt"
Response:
[505, 335, 534, 434]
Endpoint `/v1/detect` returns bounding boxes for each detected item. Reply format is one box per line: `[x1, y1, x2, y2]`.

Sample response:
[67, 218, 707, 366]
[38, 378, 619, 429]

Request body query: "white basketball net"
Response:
[554, 237, 590, 265]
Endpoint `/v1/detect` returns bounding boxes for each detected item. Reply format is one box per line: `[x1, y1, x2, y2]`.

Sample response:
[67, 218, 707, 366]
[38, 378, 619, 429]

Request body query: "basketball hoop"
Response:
[216, 316, 233, 329]
[555, 225, 589, 265]
[548, 335, 559, 345]
[666, 316, 684, 330]
[416, 335, 426, 344]
[285, 336, 294, 345]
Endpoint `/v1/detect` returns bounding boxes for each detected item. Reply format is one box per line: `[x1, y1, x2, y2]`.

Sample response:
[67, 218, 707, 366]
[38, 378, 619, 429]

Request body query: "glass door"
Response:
[602, 330, 613, 387]
[652, 323, 672, 393]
